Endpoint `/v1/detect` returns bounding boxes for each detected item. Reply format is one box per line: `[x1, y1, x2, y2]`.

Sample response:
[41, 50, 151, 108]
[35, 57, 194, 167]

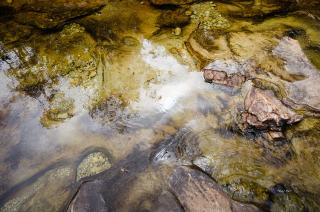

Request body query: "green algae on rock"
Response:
[40, 93, 75, 128]
[0, 166, 74, 212]
[6, 23, 98, 90]
[76, 152, 111, 181]
[191, 2, 230, 31]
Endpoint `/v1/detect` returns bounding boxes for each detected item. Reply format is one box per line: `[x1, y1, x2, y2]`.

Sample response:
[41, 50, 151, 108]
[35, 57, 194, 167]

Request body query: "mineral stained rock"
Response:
[240, 86, 302, 132]
[203, 68, 246, 87]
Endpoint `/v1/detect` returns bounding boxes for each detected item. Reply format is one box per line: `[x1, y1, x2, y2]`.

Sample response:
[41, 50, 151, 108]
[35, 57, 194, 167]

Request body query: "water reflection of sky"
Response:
[134, 39, 211, 113]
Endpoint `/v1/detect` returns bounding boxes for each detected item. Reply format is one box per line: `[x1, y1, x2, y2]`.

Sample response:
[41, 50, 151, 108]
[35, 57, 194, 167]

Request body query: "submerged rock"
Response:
[169, 167, 261, 212]
[0, 21, 33, 44]
[1, 0, 106, 29]
[77, 0, 158, 43]
[191, 2, 230, 30]
[5, 23, 97, 90]
[76, 152, 111, 181]
[216, 0, 295, 18]
[40, 93, 75, 128]
[150, 0, 198, 5]
[157, 9, 190, 28]
[274, 37, 320, 112]
[0, 166, 75, 212]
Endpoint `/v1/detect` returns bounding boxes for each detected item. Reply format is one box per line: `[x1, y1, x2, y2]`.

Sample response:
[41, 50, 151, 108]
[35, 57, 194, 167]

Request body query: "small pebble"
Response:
[174, 27, 182, 36]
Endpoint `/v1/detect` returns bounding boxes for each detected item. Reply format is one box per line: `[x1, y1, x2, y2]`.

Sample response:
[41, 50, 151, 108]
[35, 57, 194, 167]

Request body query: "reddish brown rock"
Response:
[203, 69, 246, 87]
[240, 87, 302, 132]
[169, 167, 261, 212]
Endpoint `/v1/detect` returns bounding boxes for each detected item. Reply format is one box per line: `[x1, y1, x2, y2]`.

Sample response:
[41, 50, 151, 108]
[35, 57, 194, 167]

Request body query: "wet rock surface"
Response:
[41, 93, 75, 128]
[203, 68, 246, 87]
[1, 0, 320, 211]
[76, 151, 111, 181]
[0, 0, 106, 29]
[169, 167, 261, 212]
[199, 32, 320, 140]
[157, 9, 191, 28]
[240, 85, 302, 133]
[2, 23, 97, 90]
[150, 0, 198, 5]
[215, 0, 296, 17]
[0, 166, 75, 212]
[67, 148, 260, 212]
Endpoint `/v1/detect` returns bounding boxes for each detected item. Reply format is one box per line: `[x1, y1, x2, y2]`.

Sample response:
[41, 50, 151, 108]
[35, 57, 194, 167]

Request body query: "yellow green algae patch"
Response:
[76, 151, 111, 181]
[7, 23, 98, 90]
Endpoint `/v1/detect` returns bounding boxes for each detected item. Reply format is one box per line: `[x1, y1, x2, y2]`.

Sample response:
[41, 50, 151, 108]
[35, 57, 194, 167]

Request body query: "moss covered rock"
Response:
[76, 151, 111, 181]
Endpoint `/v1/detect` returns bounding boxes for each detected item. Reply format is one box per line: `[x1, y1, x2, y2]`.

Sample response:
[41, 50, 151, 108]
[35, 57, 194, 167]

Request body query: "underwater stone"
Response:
[169, 167, 261, 212]
[40, 93, 75, 128]
[174, 27, 182, 36]
[76, 152, 111, 181]
[2, 0, 106, 29]
[157, 9, 190, 28]
[0, 166, 74, 212]
[216, 0, 296, 17]
[150, 0, 199, 5]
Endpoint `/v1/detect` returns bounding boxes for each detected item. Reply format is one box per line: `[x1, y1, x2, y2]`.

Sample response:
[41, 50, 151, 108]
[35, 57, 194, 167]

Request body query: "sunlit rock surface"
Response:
[239, 84, 302, 132]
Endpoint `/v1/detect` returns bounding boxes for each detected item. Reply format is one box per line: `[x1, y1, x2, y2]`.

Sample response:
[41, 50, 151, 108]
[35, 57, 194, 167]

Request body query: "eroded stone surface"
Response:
[203, 69, 246, 87]
[240, 86, 302, 132]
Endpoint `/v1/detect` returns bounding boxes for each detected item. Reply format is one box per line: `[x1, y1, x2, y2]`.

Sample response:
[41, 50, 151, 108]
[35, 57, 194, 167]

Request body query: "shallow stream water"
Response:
[1, 0, 320, 211]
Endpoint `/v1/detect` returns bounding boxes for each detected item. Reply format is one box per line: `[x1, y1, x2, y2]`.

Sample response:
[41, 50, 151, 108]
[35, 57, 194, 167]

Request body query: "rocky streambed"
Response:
[1, 0, 320, 211]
